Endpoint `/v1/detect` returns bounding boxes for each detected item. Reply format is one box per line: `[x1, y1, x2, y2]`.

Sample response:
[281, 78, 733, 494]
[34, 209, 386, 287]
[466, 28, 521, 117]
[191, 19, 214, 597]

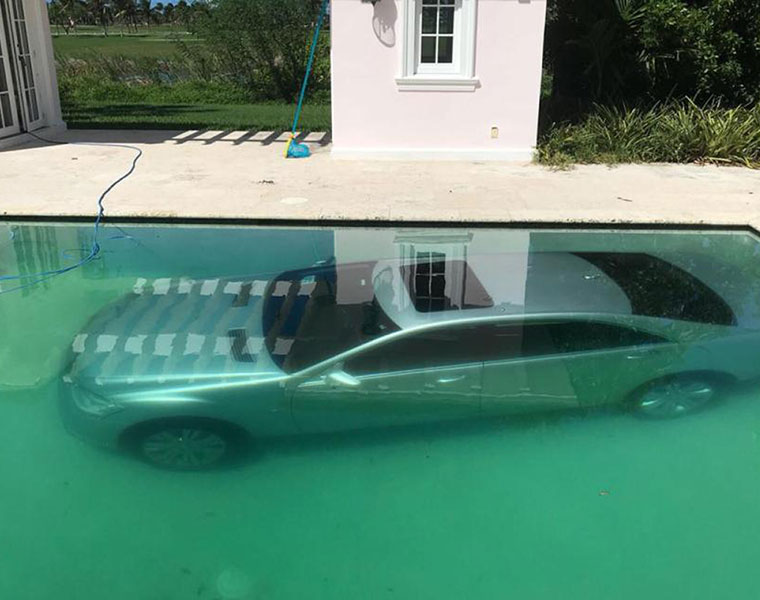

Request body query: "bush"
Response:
[545, 0, 760, 105]
[186, 0, 329, 102]
[56, 54, 255, 106]
[537, 100, 760, 167]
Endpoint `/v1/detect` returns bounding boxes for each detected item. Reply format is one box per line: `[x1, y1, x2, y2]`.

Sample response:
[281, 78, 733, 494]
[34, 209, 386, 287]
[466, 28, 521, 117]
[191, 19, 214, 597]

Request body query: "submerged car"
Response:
[61, 251, 760, 469]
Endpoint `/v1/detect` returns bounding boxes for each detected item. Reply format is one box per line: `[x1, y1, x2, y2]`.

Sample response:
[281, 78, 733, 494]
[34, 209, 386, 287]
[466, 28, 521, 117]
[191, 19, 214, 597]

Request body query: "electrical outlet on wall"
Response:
[490, 127, 499, 139]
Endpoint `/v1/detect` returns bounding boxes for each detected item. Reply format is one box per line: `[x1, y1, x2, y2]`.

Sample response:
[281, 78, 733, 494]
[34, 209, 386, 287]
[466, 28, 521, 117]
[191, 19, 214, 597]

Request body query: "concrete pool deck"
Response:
[2, 128, 760, 229]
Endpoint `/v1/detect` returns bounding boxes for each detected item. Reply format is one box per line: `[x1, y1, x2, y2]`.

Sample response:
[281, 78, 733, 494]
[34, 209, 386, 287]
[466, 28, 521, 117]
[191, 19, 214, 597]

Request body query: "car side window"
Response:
[518, 321, 667, 358]
[344, 323, 503, 375]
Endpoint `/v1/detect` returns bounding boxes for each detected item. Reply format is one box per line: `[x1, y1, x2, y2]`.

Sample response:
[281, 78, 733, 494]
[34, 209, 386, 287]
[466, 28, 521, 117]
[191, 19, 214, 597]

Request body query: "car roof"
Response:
[372, 252, 634, 329]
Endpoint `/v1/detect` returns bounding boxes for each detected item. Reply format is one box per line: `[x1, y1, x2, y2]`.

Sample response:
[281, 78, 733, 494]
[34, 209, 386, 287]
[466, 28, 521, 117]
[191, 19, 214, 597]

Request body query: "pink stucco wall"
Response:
[330, 0, 547, 159]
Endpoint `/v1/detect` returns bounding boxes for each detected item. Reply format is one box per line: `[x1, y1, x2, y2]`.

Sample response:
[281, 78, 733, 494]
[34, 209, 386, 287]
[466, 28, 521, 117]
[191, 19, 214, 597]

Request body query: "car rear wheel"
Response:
[130, 420, 243, 470]
[631, 375, 722, 418]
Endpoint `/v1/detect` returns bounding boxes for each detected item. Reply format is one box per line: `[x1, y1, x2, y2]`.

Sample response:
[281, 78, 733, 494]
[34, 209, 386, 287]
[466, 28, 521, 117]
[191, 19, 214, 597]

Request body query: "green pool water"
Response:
[2, 222, 760, 600]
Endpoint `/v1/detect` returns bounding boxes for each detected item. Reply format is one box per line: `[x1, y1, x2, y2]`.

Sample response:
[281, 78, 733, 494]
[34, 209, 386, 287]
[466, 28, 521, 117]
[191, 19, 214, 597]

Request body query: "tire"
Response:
[630, 374, 725, 419]
[126, 418, 245, 470]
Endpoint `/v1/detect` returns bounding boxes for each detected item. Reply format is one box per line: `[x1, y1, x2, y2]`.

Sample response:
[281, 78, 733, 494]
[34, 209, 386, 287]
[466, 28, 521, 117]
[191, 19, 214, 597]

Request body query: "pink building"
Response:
[330, 0, 548, 160]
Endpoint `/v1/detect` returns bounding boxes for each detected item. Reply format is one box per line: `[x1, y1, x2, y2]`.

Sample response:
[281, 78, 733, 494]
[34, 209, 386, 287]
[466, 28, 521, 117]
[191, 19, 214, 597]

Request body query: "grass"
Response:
[53, 35, 190, 58]
[62, 101, 331, 131]
[52, 26, 194, 58]
[537, 100, 760, 168]
[54, 30, 332, 131]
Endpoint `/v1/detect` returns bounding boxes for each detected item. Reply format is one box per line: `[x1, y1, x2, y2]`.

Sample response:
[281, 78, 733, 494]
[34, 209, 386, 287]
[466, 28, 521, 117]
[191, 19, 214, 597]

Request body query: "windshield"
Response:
[263, 262, 402, 373]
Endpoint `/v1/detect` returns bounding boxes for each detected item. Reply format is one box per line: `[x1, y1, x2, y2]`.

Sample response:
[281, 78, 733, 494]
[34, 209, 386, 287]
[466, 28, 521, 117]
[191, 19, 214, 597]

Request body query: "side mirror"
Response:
[326, 369, 361, 387]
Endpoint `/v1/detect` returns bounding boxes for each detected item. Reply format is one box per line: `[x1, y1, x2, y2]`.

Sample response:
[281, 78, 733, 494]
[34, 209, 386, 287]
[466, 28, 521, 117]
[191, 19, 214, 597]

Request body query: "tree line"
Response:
[48, 0, 208, 35]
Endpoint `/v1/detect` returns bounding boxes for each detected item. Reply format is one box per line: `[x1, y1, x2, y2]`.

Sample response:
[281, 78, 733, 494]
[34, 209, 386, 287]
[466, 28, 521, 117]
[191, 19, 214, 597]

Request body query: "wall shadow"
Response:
[372, 0, 397, 48]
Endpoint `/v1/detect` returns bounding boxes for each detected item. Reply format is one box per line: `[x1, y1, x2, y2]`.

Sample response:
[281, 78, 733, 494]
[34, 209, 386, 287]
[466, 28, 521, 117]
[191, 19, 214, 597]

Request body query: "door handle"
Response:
[326, 370, 361, 387]
[436, 375, 466, 384]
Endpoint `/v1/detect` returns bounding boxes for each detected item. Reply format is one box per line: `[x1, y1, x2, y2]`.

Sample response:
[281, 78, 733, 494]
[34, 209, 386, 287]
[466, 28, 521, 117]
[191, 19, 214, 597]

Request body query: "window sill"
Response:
[395, 76, 480, 92]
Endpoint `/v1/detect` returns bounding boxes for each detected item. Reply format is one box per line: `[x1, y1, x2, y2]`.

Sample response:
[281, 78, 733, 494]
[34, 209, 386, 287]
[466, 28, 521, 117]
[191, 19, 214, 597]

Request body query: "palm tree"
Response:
[113, 0, 139, 33]
[86, 0, 112, 36]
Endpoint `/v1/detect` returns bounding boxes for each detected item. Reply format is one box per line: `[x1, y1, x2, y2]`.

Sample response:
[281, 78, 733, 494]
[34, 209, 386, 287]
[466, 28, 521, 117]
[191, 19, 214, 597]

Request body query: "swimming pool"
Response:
[2, 221, 760, 599]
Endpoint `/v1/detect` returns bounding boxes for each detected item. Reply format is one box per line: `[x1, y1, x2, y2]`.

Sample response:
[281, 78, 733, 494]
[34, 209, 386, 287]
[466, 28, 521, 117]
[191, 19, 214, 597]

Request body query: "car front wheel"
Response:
[631, 374, 723, 418]
[130, 419, 243, 470]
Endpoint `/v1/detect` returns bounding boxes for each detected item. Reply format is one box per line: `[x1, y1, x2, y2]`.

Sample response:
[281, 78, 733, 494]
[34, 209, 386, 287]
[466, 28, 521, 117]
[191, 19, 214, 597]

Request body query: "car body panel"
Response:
[60, 251, 760, 453]
[291, 362, 482, 433]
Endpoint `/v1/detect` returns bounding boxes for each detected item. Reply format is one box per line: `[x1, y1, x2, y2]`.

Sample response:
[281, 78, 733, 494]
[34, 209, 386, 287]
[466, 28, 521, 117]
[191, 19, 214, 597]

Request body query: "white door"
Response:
[6, 0, 41, 129]
[0, 4, 20, 138]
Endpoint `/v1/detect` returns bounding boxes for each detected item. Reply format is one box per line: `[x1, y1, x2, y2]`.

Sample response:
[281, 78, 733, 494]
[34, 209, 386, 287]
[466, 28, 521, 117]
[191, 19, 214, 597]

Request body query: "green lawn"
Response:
[52, 30, 193, 58]
[54, 25, 332, 131]
[62, 101, 332, 131]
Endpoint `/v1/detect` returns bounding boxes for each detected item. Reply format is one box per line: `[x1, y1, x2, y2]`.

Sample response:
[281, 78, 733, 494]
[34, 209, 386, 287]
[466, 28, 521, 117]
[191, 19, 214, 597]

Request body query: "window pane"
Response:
[573, 252, 737, 325]
[421, 6, 437, 34]
[30, 88, 39, 121]
[422, 0, 437, 4]
[438, 36, 453, 63]
[439, 7, 455, 34]
[0, 94, 12, 128]
[522, 322, 666, 357]
[441, 0, 455, 4]
[346, 325, 493, 374]
[421, 36, 436, 63]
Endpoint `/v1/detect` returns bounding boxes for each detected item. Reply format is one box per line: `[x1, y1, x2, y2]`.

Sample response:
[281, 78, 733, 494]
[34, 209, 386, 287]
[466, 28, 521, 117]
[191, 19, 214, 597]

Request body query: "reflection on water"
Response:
[2, 222, 760, 599]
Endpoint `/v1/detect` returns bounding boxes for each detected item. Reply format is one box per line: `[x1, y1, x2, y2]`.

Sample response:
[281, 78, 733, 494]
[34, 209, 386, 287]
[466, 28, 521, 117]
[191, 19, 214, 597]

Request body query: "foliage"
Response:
[52, 32, 195, 59]
[545, 0, 760, 106]
[537, 99, 760, 167]
[48, 0, 204, 35]
[185, 0, 329, 102]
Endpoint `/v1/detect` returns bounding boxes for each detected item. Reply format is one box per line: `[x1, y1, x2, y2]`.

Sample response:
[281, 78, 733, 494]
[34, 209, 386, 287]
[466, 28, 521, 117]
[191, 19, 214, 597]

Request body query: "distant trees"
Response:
[48, 0, 206, 34]
[186, 0, 327, 102]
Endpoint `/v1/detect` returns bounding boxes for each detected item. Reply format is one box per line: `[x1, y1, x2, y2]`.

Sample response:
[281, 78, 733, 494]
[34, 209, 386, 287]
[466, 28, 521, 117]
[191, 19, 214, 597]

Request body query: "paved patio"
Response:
[2, 128, 759, 229]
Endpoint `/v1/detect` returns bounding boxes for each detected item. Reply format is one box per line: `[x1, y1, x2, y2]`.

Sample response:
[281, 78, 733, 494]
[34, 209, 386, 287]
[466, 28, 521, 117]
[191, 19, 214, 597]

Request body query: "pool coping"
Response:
[3, 129, 760, 233]
[2, 214, 759, 233]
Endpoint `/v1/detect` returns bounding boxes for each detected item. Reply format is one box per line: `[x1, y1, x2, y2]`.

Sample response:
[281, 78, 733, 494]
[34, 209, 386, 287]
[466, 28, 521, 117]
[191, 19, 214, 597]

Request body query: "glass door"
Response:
[0, 3, 20, 138]
[7, 0, 40, 128]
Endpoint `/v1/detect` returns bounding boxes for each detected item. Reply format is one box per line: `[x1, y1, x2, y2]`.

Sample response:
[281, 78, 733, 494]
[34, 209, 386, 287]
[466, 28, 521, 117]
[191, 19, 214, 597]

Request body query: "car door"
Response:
[290, 323, 485, 433]
[481, 318, 679, 415]
[480, 321, 581, 415]
[537, 319, 682, 408]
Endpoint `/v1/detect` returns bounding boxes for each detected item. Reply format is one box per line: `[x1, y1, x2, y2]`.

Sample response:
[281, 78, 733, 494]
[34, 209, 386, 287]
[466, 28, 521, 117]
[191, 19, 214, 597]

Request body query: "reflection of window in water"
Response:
[413, 251, 447, 312]
[401, 254, 493, 313]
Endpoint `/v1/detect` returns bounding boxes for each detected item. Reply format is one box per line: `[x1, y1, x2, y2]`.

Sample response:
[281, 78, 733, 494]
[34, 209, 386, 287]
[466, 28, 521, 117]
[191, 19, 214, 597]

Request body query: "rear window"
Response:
[573, 252, 737, 326]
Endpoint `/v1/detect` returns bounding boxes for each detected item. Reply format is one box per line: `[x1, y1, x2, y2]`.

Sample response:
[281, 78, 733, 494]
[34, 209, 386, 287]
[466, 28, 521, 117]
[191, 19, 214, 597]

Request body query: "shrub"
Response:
[537, 100, 760, 167]
[186, 0, 329, 102]
[545, 0, 760, 105]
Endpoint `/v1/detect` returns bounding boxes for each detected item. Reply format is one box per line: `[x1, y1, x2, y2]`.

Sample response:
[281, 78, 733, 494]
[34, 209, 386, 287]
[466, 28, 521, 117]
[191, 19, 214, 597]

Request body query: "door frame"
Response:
[0, 0, 42, 138]
[0, 0, 20, 138]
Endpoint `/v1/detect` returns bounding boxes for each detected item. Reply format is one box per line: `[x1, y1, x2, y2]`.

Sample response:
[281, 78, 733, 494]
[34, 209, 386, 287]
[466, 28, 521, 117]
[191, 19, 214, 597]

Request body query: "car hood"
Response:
[66, 276, 288, 386]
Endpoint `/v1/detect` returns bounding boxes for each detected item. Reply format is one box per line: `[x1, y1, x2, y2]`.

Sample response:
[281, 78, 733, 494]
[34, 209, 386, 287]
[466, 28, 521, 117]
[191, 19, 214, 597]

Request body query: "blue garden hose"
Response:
[0, 132, 142, 295]
[285, 0, 330, 159]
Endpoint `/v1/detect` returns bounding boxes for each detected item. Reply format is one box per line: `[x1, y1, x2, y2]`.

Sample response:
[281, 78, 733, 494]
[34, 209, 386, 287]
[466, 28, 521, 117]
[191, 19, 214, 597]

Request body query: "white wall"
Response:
[330, 0, 547, 160]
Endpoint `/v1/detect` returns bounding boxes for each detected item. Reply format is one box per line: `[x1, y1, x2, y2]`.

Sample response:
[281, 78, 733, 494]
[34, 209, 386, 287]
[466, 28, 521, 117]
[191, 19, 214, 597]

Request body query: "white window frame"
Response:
[396, 0, 478, 92]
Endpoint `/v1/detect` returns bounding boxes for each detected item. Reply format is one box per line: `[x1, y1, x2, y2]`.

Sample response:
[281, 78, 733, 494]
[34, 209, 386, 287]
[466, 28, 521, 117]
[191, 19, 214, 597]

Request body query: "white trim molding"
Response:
[395, 76, 479, 92]
[398, 0, 478, 92]
[331, 146, 534, 162]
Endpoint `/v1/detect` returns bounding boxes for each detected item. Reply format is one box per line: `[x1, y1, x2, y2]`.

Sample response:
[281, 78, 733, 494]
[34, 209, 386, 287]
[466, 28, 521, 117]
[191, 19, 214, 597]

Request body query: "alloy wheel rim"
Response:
[142, 428, 228, 468]
[637, 379, 716, 417]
